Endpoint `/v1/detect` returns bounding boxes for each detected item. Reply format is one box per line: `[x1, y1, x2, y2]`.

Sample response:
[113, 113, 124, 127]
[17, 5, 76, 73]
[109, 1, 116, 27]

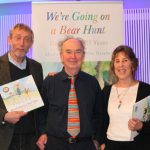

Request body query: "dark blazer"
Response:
[102, 82, 150, 149]
[0, 53, 43, 150]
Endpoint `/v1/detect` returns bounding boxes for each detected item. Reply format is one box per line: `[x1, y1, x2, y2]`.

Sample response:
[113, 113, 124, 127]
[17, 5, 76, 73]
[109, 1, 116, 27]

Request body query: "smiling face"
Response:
[60, 38, 85, 76]
[113, 52, 134, 81]
[8, 27, 33, 62]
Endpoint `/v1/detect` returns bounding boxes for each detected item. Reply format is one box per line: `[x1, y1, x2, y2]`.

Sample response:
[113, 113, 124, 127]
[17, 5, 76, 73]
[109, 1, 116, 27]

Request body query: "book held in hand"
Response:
[132, 95, 150, 122]
[0, 75, 44, 112]
[131, 95, 150, 140]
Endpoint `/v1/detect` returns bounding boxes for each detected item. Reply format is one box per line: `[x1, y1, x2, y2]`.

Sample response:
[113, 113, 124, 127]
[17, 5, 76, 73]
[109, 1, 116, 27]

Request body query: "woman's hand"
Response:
[128, 118, 143, 131]
[100, 144, 105, 150]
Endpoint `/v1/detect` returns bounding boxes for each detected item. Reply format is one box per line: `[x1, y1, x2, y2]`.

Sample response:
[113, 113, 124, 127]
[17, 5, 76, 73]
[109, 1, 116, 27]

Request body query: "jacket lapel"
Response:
[0, 53, 11, 85]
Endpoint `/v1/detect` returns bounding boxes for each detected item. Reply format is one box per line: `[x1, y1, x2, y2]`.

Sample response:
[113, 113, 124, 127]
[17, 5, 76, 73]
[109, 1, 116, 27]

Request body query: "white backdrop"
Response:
[32, 1, 123, 87]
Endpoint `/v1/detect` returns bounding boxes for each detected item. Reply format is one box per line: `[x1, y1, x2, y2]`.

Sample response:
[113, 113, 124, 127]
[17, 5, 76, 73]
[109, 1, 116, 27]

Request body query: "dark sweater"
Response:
[9, 62, 35, 134]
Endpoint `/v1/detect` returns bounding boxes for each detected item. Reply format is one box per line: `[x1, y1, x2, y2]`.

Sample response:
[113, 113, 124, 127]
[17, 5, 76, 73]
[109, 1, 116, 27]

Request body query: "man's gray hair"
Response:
[58, 36, 85, 52]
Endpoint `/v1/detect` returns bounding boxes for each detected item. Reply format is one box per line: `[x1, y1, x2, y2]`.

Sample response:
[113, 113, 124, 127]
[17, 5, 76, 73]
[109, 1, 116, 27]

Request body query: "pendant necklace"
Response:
[116, 85, 131, 109]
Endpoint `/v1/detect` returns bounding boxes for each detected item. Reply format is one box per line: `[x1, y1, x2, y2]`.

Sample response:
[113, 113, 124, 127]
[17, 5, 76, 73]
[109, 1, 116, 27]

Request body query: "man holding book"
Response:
[0, 23, 43, 150]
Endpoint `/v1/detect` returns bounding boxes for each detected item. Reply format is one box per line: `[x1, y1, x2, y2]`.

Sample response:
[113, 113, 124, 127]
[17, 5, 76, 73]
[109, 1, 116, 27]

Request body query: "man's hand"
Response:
[36, 134, 48, 150]
[48, 72, 57, 76]
[4, 111, 27, 124]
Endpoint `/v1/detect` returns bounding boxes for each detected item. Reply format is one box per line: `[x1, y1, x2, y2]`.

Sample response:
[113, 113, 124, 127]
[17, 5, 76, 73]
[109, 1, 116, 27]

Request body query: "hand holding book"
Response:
[130, 95, 150, 140]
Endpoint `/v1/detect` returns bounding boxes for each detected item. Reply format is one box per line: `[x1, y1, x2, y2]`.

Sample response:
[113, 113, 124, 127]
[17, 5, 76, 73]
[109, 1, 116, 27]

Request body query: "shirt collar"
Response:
[60, 67, 84, 81]
[8, 53, 27, 70]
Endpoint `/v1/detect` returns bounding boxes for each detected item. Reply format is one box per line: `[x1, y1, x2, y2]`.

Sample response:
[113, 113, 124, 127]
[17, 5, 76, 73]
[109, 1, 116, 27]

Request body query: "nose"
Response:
[19, 38, 25, 46]
[70, 51, 76, 58]
[119, 61, 124, 67]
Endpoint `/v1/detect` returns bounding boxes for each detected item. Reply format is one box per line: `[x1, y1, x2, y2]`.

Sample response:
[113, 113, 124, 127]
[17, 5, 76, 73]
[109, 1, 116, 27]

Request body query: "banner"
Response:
[32, 2, 123, 87]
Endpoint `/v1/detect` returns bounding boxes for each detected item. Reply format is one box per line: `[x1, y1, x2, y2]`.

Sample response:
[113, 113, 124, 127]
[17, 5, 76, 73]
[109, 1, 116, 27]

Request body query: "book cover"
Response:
[132, 95, 150, 122]
[0, 75, 44, 112]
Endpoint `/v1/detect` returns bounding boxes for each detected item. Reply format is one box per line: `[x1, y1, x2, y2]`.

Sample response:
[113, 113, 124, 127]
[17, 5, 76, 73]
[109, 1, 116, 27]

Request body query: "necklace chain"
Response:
[116, 86, 131, 109]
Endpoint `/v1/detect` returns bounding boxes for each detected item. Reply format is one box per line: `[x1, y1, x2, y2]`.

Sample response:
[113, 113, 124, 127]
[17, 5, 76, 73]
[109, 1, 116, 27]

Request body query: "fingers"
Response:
[128, 118, 143, 131]
[128, 125, 135, 131]
[17, 111, 28, 117]
[100, 144, 105, 150]
[128, 119, 136, 130]
[48, 72, 57, 76]
[4, 111, 27, 124]
[36, 140, 45, 150]
[36, 142, 45, 150]
[36, 134, 47, 150]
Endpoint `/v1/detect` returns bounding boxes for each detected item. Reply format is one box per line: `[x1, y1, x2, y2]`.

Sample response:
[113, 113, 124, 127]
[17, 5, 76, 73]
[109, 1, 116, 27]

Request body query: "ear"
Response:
[29, 41, 33, 48]
[7, 36, 11, 44]
[60, 52, 63, 62]
[83, 52, 85, 60]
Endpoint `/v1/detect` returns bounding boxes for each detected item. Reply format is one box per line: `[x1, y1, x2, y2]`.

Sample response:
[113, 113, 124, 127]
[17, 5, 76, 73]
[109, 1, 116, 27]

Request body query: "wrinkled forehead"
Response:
[12, 28, 32, 35]
[10, 28, 34, 41]
[62, 39, 84, 51]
